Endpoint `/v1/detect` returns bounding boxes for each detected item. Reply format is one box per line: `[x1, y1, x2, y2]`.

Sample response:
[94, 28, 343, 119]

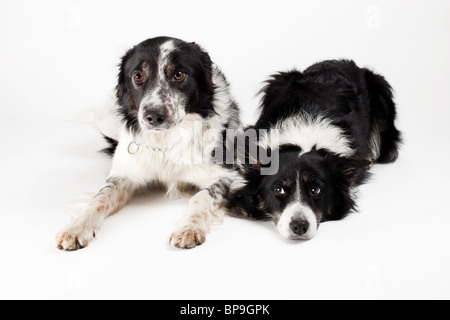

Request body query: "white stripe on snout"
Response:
[138, 40, 178, 129]
[277, 202, 318, 240]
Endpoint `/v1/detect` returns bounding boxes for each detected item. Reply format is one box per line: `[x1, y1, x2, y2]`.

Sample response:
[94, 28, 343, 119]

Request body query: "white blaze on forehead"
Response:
[277, 201, 318, 240]
[259, 114, 355, 157]
[158, 40, 177, 79]
[138, 40, 177, 108]
[138, 40, 181, 129]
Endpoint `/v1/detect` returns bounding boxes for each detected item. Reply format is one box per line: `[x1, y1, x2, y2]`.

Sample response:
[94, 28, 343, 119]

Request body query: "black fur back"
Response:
[256, 59, 401, 163]
[364, 69, 402, 163]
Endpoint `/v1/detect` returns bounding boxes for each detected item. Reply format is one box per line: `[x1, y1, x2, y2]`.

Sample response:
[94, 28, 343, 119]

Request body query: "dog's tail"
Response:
[365, 70, 402, 164]
[92, 92, 121, 156]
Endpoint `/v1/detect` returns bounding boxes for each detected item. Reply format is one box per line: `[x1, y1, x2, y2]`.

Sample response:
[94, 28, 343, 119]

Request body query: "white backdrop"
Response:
[1, 0, 449, 300]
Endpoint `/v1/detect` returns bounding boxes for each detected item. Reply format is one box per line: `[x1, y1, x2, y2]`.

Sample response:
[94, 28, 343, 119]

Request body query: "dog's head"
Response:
[232, 147, 370, 240]
[116, 37, 215, 133]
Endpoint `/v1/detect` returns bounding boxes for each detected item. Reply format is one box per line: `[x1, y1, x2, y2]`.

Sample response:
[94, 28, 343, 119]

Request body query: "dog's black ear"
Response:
[190, 42, 212, 68]
[228, 174, 267, 220]
[189, 42, 214, 93]
[114, 48, 140, 132]
[116, 48, 136, 102]
[334, 156, 372, 187]
[186, 42, 214, 117]
[116, 56, 128, 101]
[322, 155, 371, 220]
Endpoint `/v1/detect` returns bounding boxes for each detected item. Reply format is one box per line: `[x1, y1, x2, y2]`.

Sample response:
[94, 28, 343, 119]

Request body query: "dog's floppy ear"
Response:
[322, 155, 371, 220]
[116, 57, 128, 101]
[116, 48, 135, 103]
[114, 47, 140, 132]
[189, 42, 214, 93]
[228, 163, 267, 220]
[335, 157, 372, 186]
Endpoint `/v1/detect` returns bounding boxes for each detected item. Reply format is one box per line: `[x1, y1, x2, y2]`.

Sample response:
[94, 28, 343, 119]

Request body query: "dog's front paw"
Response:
[169, 228, 206, 249]
[56, 224, 96, 251]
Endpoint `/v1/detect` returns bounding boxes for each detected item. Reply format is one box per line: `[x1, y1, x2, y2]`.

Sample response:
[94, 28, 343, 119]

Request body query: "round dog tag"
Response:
[127, 141, 140, 155]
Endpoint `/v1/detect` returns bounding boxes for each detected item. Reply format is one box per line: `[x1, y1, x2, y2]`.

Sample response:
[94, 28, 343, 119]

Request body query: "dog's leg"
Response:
[169, 180, 229, 249]
[56, 177, 135, 251]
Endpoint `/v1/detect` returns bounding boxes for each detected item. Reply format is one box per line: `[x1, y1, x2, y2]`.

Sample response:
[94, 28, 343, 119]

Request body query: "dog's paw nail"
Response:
[170, 229, 206, 249]
[56, 226, 94, 251]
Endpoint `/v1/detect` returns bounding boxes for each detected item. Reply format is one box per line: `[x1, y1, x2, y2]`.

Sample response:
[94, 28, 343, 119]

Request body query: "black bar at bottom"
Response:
[161, 301, 295, 319]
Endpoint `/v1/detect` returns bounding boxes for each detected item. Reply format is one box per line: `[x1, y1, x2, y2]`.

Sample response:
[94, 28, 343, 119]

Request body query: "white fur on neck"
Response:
[260, 114, 355, 157]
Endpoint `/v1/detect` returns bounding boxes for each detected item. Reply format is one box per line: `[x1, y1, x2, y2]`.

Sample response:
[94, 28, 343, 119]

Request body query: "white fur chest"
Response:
[109, 114, 231, 190]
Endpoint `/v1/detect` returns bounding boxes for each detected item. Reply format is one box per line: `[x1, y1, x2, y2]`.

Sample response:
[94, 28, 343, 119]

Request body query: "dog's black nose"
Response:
[290, 219, 309, 236]
[145, 110, 166, 127]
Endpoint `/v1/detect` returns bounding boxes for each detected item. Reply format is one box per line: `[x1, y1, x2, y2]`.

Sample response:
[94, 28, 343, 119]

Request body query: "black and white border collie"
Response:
[57, 36, 242, 250]
[230, 60, 401, 240]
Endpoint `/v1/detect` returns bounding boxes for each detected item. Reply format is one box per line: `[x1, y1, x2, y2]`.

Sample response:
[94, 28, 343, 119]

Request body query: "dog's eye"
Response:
[310, 187, 321, 196]
[134, 72, 145, 83]
[173, 71, 185, 81]
[274, 186, 286, 196]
